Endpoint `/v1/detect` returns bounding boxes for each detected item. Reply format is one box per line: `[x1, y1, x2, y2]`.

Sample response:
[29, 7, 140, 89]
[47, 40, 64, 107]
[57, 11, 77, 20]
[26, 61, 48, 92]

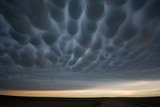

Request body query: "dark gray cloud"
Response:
[0, 0, 160, 90]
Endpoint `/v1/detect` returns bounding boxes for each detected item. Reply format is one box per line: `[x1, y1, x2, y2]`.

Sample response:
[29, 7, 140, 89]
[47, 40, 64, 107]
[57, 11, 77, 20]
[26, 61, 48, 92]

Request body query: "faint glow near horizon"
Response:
[0, 80, 160, 97]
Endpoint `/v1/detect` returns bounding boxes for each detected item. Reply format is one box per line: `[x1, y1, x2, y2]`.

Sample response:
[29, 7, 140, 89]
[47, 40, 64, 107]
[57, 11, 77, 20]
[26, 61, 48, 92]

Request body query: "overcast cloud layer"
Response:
[0, 0, 160, 90]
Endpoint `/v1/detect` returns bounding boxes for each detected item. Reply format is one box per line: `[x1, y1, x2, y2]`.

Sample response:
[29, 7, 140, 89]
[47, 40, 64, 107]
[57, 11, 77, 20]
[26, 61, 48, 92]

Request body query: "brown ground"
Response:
[0, 95, 159, 107]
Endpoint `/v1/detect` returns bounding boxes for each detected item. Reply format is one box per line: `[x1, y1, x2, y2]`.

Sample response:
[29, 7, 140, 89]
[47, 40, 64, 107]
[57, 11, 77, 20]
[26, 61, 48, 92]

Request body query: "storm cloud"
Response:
[0, 0, 160, 90]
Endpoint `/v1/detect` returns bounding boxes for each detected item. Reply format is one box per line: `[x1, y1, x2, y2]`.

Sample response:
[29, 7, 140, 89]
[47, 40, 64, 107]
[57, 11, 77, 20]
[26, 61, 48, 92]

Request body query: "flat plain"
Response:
[0, 95, 160, 107]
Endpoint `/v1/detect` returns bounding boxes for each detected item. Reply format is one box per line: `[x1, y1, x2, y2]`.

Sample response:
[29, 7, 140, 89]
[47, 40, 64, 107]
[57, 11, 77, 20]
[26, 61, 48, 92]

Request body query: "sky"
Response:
[0, 0, 160, 97]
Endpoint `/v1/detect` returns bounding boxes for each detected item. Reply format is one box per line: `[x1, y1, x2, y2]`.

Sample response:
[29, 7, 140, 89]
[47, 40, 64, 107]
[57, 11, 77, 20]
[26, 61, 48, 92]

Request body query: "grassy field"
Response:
[0, 95, 159, 107]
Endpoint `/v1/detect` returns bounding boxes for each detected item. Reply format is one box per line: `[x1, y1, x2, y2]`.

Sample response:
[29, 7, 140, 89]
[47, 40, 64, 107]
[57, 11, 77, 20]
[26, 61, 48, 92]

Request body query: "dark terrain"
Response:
[0, 95, 160, 107]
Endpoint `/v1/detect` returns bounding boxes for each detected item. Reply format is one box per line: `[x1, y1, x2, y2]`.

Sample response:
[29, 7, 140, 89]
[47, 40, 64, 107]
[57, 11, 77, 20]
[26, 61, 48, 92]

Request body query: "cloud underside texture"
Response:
[0, 0, 160, 90]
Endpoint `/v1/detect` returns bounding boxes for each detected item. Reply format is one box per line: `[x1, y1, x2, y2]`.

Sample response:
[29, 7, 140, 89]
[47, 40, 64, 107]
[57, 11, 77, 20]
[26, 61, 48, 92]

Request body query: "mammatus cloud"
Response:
[0, 0, 160, 91]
